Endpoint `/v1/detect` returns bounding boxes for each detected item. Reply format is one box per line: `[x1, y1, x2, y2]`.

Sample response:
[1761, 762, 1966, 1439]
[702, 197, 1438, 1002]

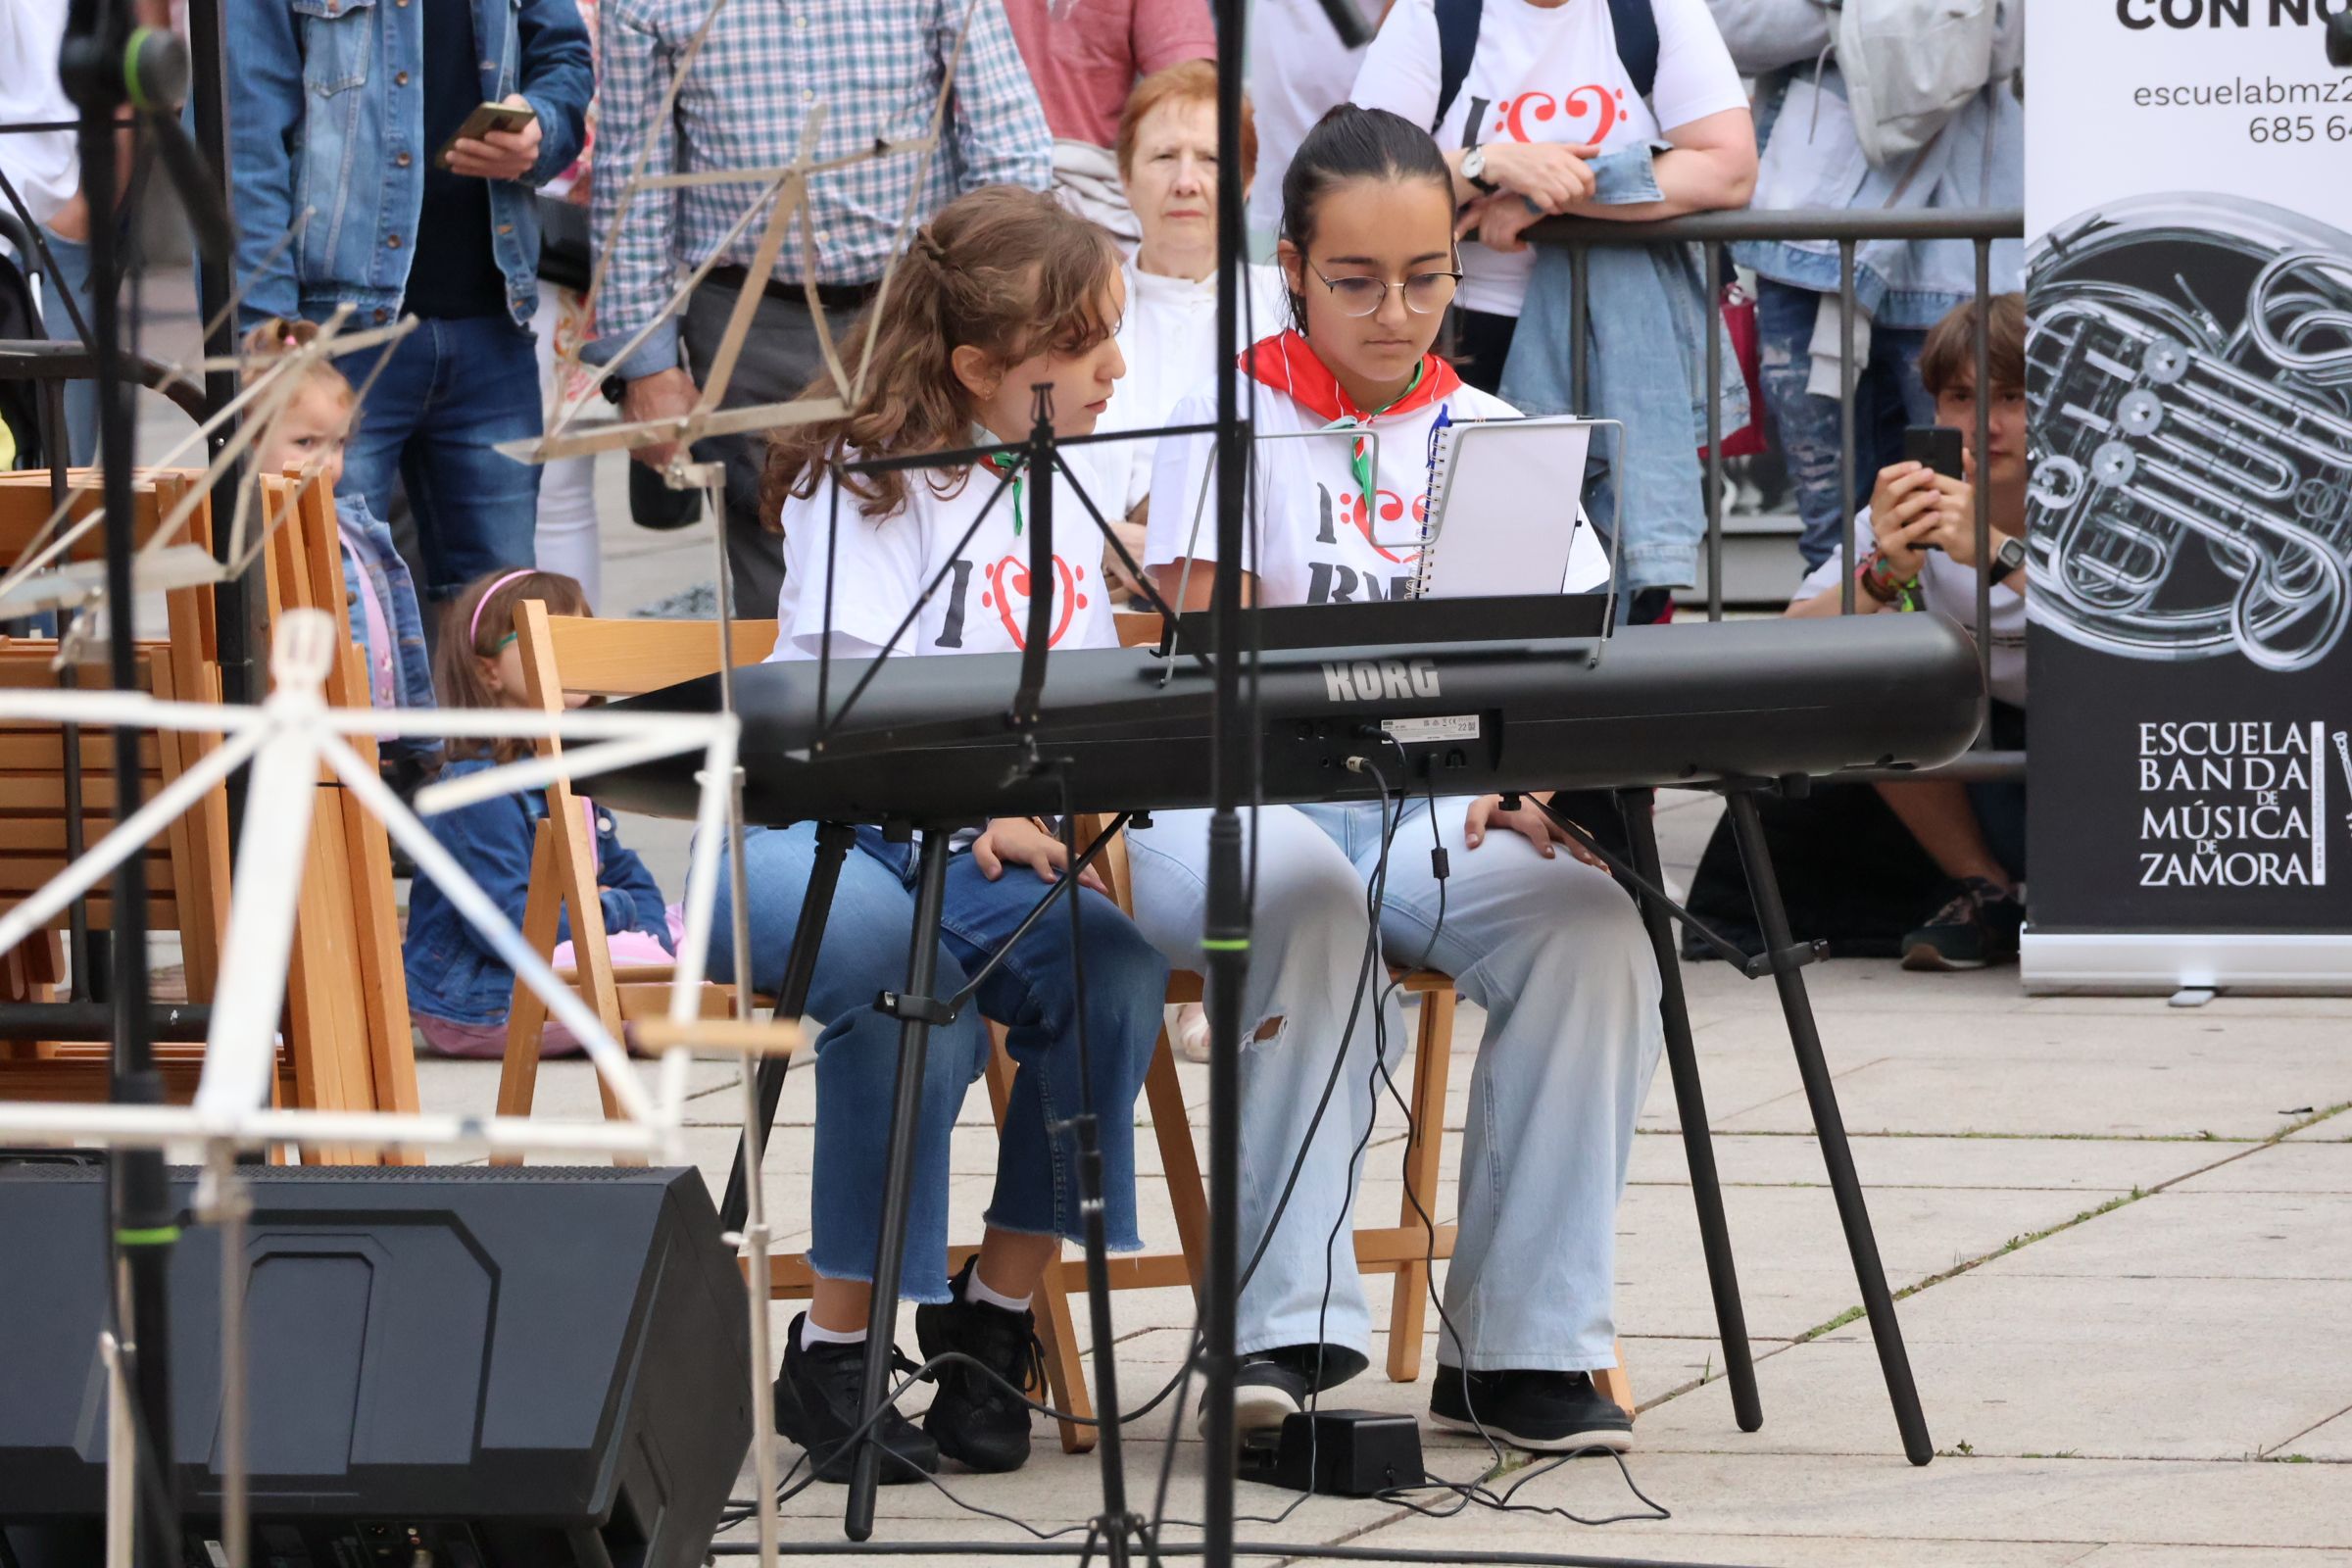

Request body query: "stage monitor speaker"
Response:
[0, 1163, 751, 1568]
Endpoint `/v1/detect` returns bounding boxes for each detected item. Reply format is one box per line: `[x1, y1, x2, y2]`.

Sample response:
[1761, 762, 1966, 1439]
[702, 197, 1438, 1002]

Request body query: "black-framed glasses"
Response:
[1307, 262, 1464, 318]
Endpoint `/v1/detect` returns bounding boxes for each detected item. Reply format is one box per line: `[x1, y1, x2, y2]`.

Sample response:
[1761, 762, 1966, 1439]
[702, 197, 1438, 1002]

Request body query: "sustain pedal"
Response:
[1235, 1409, 1425, 1496]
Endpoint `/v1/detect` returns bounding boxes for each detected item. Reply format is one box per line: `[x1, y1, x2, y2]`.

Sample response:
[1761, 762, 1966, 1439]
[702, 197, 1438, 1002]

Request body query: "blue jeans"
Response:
[37, 224, 97, 466]
[336, 314, 542, 605]
[1124, 800, 1663, 1371]
[710, 823, 1168, 1301]
[1755, 278, 1935, 574]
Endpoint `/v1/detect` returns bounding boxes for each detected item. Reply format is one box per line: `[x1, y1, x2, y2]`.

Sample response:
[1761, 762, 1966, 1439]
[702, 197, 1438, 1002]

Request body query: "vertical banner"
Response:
[2024, 1, 2352, 991]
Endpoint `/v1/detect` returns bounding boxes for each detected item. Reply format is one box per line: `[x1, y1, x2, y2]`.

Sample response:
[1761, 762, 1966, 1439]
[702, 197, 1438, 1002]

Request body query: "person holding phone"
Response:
[1786, 292, 2031, 970]
[229, 0, 592, 616]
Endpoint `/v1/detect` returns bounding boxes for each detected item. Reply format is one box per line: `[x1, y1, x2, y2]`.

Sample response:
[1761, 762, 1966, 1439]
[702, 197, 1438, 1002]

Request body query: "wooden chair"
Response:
[1, 469, 232, 1092]
[257, 473, 424, 1152]
[0, 639, 236, 1102]
[495, 610, 1212, 1455]
[487, 603, 776, 1153]
[0, 469, 421, 1152]
[1105, 612, 1633, 1412]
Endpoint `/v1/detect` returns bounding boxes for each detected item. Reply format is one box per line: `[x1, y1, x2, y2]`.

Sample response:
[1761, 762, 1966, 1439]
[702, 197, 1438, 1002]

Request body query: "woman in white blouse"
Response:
[1094, 60, 1291, 605]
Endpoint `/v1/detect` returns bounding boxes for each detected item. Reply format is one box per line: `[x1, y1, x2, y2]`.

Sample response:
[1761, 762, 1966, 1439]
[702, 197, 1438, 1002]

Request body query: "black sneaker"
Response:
[1430, 1364, 1633, 1453]
[773, 1314, 940, 1484]
[1900, 877, 2024, 971]
[913, 1257, 1046, 1473]
[1214, 1342, 1371, 1436]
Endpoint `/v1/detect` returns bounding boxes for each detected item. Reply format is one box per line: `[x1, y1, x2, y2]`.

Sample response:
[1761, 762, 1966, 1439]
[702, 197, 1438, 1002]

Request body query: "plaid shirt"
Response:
[592, 0, 1053, 380]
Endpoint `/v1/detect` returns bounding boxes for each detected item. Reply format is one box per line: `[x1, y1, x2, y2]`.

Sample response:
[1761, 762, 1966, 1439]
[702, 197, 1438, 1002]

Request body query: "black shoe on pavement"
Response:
[913, 1257, 1046, 1473]
[1217, 1342, 1372, 1436]
[1901, 877, 2024, 971]
[1430, 1364, 1634, 1453]
[773, 1314, 940, 1485]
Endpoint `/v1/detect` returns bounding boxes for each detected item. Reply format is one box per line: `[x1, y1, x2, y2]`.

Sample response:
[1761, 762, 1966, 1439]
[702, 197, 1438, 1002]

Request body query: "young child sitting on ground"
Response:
[401, 567, 679, 1057]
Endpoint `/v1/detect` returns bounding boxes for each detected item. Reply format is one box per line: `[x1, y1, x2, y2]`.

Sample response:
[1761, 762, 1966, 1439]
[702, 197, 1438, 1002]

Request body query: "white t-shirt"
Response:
[1145, 358, 1608, 606]
[0, 2, 78, 233]
[1349, 0, 1746, 318]
[772, 447, 1124, 662]
[1247, 0, 1385, 239]
[1096, 261, 1292, 515]
[1792, 510, 2028, 708]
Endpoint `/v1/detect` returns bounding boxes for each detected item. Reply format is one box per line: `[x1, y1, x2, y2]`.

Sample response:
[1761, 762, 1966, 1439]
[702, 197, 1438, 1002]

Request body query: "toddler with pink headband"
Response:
[400, 567, 681, 1058]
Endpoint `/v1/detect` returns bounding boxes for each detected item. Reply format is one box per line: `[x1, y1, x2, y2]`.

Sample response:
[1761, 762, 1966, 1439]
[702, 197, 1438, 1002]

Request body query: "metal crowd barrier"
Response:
[1532, 206, 2025, 772]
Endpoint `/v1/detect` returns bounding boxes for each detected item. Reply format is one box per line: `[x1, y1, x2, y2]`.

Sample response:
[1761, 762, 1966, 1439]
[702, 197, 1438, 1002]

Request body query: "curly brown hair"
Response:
[760, 184, 1121, 524]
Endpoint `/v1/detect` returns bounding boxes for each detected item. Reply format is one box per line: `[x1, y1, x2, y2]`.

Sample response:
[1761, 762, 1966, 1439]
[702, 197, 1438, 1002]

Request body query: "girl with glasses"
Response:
[1119, 104, 1663, 1458]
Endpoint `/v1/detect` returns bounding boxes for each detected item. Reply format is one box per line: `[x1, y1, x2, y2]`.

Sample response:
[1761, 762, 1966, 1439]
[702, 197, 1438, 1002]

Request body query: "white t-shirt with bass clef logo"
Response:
[1350, 0, 1746, 318]
[1143, 331, 1607, 607]
[770, 445, 1123, 662]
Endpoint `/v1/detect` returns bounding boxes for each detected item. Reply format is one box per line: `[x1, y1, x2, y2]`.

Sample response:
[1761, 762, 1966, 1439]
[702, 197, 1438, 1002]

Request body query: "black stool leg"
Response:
[846, 827, 954, 1538]
[720, 822, 856, 1235]
[1617, 789, 1762, 1433]
[1725, 789, 1933, 1465]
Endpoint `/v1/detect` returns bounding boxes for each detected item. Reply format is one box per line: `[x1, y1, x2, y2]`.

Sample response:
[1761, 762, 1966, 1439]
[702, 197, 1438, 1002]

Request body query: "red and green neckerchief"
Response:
[1240, 329, 1463, 521]
[981, 438, 1026, 536]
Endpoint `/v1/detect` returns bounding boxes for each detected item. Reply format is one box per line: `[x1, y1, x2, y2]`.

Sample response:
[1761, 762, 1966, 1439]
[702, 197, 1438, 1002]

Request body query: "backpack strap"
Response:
[1433, 0, 1484, 134]
[1437, 0, 1656, 140]
[1606, 0, 1659, 101]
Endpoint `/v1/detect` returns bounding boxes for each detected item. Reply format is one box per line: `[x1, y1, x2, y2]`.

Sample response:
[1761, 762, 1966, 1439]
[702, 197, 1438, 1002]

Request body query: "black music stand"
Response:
[1554, 781, 1932, 1466]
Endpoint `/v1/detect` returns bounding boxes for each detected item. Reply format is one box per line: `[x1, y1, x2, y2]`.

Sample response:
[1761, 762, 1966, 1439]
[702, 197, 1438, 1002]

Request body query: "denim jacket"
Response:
[227, 0, 592, 332]
[1499, 146, 1750, 596]
[334, 493, 438, 767]
[1709, 0, 2023, 328]
[404, 758, 672, 1025]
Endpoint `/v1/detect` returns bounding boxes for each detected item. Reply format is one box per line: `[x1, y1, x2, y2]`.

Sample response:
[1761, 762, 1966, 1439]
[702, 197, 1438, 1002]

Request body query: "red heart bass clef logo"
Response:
[1493, 84, 1628, 147]
[981, 554, 1091, 649]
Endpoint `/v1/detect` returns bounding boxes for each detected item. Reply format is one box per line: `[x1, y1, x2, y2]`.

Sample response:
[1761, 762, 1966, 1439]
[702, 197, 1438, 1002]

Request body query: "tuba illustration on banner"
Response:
[2027, 194, 2352, 672]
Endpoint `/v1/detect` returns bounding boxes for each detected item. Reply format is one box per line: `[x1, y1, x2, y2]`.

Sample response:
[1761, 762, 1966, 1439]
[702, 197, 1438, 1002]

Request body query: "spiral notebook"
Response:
[1409, 416, 1598, 600]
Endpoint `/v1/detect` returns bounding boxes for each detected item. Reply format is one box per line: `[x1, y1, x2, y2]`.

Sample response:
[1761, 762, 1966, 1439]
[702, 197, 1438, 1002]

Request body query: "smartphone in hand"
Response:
[436, 101, 538, 171]
[1903, 423, 1965, 480]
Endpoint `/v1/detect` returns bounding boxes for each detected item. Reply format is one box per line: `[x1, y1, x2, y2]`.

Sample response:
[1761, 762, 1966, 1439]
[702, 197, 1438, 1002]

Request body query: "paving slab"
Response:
[2281, 1408, 2352, 1461]
[1714, 1030, 2350, 1140]
[1627, 1130, 2216, 1196]
[1354, 1519, 2089, 1567]
[2169, 1140, 2352, 1194]
[1640, 1269, 2352, 1461]
[1978, 1189, 2352, 1282]
[1344, 1450, 2352, 1550]
[1615, 1176, 2155, 1342]
[2072, 1548, 2352, 1567]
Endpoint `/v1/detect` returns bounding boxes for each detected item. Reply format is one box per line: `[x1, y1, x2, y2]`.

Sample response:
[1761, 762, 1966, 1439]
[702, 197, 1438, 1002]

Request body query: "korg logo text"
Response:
[1321, 659, 1443, 702]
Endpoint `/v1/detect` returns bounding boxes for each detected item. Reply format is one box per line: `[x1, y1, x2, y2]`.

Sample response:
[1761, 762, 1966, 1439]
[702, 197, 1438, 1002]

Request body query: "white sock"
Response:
[801, 1316, 867, 1350]
[964, 1270, 1033, 1314]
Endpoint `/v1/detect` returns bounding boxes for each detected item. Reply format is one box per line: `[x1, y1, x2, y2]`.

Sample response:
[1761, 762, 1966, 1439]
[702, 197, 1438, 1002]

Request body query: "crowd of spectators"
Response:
[2, 0, 2027, 964]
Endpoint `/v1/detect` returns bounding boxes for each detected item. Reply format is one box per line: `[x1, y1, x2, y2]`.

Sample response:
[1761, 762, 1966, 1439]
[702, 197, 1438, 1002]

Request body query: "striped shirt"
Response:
[591, 0, 1054, 380]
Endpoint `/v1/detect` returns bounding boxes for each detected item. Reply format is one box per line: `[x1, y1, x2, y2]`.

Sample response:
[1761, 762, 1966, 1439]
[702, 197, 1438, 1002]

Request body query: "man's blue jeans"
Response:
[1755, 278, 1935, 573]
[37, 224, 98, 466]
[336, 314, 542, 606]
[710, 823, 1169, 1301]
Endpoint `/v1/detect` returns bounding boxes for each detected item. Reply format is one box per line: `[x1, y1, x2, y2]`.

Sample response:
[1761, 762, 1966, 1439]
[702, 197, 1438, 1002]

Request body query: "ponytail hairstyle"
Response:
[238, 316, 355, 400]
[761, 184, 1123, 523]
[1278, 105, 1455, 331]
[434, 567, 593, 763]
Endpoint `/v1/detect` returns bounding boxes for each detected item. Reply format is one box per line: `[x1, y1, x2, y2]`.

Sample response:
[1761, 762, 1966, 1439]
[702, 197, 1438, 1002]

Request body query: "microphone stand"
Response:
[58, 4, 179, 1562]
[1200, 2, 1252, 1565]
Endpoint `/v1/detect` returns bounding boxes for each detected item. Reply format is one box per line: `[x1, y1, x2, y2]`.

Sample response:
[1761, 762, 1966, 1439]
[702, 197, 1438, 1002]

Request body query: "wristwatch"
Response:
[1987, 533, 2028, 587]
[1461, 145, 1498, 195]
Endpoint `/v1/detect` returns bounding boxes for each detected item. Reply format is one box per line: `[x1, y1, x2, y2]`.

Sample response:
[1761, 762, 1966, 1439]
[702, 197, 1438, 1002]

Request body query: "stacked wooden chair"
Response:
[0, 467, 419, 1152]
